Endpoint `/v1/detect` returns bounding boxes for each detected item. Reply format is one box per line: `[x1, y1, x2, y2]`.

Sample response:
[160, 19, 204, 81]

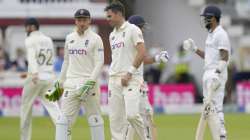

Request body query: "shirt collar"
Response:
[210, 25, 222, 34]
[114, 21, 128, 32]
[29, 31, 41, 36]
[75, 27, 91, 37]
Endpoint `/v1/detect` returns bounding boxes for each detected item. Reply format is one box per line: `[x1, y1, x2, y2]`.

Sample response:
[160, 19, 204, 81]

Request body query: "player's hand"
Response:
[154, 50, 169, 63]
[31, 73, 38, 84]
[183, 38, 198, 52]
[45, 81, 64, 102]
[121, 72, 132, 87]
[78, 80, 96, 100]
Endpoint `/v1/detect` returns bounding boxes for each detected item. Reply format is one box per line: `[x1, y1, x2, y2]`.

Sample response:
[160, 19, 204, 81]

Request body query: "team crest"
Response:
[111, 36, 115, 40]
[70, 40, 74, 44]
[84, 39, 89, 47]
[122, 32, 126, 37]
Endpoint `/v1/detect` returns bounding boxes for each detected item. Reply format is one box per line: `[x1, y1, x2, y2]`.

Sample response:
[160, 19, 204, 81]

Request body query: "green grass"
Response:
[0, 114, 250, 140]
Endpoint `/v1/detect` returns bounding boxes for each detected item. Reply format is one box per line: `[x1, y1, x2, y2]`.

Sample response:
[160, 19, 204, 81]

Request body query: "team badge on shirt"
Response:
[84, 40, 89, 47]
[111, 36, 115, 40]
[70, 40, 74, 44]
[122, 32, 126, 38]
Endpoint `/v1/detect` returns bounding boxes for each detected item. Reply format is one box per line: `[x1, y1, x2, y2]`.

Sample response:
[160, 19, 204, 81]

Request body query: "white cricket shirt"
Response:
[204, 25, 231, 72]
[60, 28, 104, 88]
[25, 31, 55, 80]
[109, 21, 144, 77]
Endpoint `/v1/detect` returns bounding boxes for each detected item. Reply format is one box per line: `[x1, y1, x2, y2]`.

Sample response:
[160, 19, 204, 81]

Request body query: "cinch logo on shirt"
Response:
[111, 42, 125, 50]
[69, 49, 87, 55]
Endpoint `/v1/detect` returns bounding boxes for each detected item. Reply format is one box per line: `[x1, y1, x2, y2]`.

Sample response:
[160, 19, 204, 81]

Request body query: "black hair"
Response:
[105, 1, 125, 16]
[24, 18, 40, 30]
[215, 16, 220, 23]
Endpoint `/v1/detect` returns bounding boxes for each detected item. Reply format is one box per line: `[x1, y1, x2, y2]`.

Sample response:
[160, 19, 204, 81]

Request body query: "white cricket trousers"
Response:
[20, 77, 61, 140]
[108, 76, 147, 140]
[61, 83, 103, 139]
[202, 69, 227, 138]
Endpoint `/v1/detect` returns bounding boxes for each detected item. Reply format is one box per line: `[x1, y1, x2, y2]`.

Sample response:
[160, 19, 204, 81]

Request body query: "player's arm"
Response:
[89, 36, 104, 81]
[46, 38, 69, 101]
[183, 38, 204, 59]
[121, 27, 145, 87]
[143, 50, 169, 65]
[58, 38, 69, 85]
[25, 39, 39, 83]
[143, 55, 155, 64]
[133, 42, 146, 69]
[195, 49, 205, 59]
[130, 26, 145, 69]
[121, 42, 145, 87]
[208, 36, 230, 94]
[215, 34, 230, 74]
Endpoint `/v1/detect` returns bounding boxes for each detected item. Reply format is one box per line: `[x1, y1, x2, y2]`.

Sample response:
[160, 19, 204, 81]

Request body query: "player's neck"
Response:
[210, 23, 219, 32]
[77, 28, 88, 36]
[115, 19, 125, 30]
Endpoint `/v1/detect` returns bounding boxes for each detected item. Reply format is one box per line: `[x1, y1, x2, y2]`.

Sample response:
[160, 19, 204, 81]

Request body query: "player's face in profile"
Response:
[75, 17, 90, 34]
[106, 10, 119, 27]
[201, 16, 216, 31]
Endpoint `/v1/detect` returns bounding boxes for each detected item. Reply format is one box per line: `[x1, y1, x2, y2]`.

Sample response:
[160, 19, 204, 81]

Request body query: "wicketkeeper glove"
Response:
[154, 51, 169, 63]
[45, 81, 64, 102]
[78, 80, 96, 100]
[183, 38, 198, 52]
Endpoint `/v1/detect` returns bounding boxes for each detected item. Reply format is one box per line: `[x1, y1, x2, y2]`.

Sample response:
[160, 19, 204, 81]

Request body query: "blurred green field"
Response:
[0, 114, 250, 140]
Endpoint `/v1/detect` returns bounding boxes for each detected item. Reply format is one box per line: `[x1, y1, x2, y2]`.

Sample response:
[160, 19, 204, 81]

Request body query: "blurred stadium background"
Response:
[0, 0, 250, 139]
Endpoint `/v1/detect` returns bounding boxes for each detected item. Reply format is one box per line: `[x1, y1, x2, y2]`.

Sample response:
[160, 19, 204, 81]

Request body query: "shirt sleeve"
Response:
[131, 25, 144, 47]
[25, 39, 38, 74]
[90, 36, 104, 81]
[58, 37, 69, 85]
[217, 32, 230, 51]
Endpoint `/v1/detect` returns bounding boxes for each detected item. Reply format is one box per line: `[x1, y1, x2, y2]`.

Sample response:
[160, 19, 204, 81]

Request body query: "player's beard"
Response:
[200, 16, 212, 32]
[108, 21, 115, 28]
[77, 26, 87, 35]
[26, 30, 32, 36]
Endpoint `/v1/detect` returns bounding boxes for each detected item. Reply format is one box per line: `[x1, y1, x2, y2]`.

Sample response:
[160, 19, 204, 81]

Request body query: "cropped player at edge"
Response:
[20, 18, 61, 140]
[47, 9, 105, 140]
[127, 15, 169, 140]
[183, 5, 230, 140]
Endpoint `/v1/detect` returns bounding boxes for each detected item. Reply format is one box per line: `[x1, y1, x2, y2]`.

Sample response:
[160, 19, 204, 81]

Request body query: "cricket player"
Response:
[53, 9, 105, 140]
[105, 2, 169, 140]
[20, 17, 61, 140]
[126, 15, 170, 140]
[183, 5, 230, 140]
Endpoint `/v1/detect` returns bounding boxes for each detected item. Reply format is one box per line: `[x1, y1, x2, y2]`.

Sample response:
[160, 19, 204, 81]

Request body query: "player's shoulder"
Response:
[89, 29, 102, 40]
[66, 32, 76, 39]
[42, 34, 53, 42]
[25, 36, 32, 47]
[127, 22, 142, 36]
[215, 26, 228, 36]
[65, 32, 76, 42]
[127, 22, 140, 31]
[215, 26, 229, 40]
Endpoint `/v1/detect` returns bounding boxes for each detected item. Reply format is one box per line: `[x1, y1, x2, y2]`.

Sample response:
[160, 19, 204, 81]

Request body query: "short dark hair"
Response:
[105, 1, 125, 16]
[24, 17, 39, 30]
